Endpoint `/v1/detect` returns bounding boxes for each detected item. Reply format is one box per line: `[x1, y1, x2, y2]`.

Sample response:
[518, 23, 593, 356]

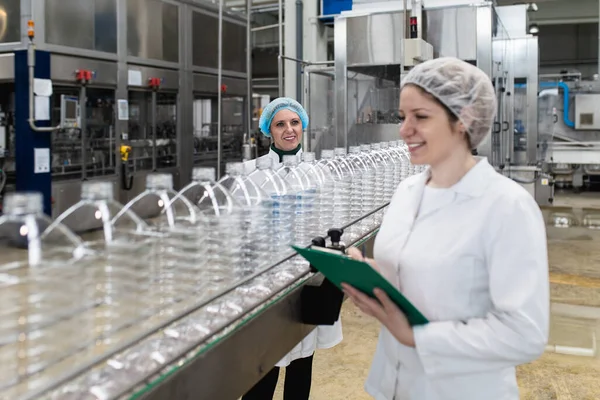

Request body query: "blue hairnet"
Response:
[259, 97, 309, 137]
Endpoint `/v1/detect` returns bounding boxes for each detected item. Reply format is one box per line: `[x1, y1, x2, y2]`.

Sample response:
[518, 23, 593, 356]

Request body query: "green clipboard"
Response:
[292, 245, 429, 326]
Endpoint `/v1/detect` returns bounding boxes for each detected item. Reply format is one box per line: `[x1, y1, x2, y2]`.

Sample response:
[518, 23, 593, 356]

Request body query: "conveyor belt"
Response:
[2, 206, 384, 400]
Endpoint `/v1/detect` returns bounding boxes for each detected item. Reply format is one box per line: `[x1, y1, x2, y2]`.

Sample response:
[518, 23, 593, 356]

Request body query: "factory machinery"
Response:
[537, 76, 600, 192]
[0, 0, 253, 218]
[303, 1, 557, 205]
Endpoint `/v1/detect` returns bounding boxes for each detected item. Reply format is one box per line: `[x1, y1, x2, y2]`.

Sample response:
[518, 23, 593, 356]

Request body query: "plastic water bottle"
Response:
[317, 150, 351, 230]
[278, 155, 313, 246]
[0, 193, 90, 388]
[122, 174, 206, 268]
[359, 144, 381, 229]
[218, 162, 272, 275]
[346, 146, 371, 239]
[179, 167, 242, 287]
[121, 174, 211, 317]
[299, 151, 334, 238]
[389, 140, 411, 182]
[248, 156, 295, 260]
[379, 142, 401, 199]
[0, 192, 87, 267]
[54, 181, 152, 254]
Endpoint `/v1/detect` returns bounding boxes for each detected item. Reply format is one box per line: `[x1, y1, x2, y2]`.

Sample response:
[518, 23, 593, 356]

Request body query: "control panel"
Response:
[60, 95, 80, 129]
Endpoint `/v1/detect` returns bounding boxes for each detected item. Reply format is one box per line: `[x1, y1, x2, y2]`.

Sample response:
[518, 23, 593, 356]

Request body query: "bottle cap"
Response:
[3, 192, 43, 215]
[81, 181, 114, 200]
[146, 173, 173, 190]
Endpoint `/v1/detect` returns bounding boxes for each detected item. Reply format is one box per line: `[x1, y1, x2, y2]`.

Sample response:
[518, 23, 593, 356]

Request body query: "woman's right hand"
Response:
[347, 247, 380, 272]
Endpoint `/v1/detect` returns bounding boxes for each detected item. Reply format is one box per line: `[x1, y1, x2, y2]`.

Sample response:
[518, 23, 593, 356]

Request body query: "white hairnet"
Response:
[259, 97, 309, 138]
[401, 57, 497, 149]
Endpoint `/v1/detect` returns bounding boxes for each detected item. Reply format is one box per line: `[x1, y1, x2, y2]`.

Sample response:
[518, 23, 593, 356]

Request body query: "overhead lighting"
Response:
[527, 3, 538, 12]
[529, 23, 539, 35]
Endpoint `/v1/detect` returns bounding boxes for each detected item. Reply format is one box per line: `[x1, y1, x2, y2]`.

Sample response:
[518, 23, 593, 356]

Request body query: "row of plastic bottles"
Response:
[0, 140, 425, 390]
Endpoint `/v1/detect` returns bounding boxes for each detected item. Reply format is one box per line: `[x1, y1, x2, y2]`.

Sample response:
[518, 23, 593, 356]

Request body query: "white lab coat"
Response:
[245, 145, 342, 368]
[365, 157, 549, 400]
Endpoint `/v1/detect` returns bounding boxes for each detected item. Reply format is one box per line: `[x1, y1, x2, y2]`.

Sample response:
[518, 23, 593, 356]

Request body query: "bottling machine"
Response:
[0, 0, 251, 217]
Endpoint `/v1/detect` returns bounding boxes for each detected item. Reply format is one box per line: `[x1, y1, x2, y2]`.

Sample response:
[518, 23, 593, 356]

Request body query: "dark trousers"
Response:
[242, 355, 314, 400]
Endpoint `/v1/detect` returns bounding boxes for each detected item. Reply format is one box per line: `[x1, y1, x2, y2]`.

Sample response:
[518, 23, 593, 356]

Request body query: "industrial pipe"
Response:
[80, 85, 87, 180]
[217, 0, 223, 178]
[28, 43, 60, 132]
[151, 90, 157, 171]
[545, 343, 596, 357]
[278, 0, 283, 97]
[251, 23, 283, 32]
[296, 0, 303, 102]
[246, 0, 253, 155]
[303, 67, 311, 151]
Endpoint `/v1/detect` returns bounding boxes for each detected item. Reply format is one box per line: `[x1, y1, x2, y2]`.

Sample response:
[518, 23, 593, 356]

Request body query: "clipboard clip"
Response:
[300, 228, 346, 326]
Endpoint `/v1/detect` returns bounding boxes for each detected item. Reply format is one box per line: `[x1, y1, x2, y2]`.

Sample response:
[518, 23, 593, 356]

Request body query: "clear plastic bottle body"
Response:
[50, 182, 160, 347]
[218, 162, 272, 276]
[389, 140, 411, 182]
[316, 150, 351, 230]
[0, 193, 91, 389]
[179, 167, 243, 288]
[299, 152, 333, 239]
[380, 142, 403, 192]
[122, 174, 206, 274]
[359, 144, 380, 229]
[346, 146, 371, 238]
[371, 142, 396, 202]
[277, 156, 314, 246]
[248, 157, 295, 260]
[335, 147, 362, 230]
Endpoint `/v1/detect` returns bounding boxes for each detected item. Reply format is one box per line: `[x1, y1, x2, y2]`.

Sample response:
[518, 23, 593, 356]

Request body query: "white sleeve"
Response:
[412, 192, 550, 377]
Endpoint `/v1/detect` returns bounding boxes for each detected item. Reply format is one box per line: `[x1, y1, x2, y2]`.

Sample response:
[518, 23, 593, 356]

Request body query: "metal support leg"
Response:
[80, 84, 87, 180]
[152, 89, 157, 171]
[246, 0, 253, 146]
[217, 0, 223, 178]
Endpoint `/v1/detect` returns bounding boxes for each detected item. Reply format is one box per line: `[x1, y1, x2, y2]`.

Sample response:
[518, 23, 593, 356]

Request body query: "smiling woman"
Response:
[344, 57, 550, 400]
[257, 97, 309, 166]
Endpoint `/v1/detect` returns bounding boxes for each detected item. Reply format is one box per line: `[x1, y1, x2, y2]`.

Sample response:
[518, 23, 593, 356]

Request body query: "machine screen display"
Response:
[65, 99, 77, 119]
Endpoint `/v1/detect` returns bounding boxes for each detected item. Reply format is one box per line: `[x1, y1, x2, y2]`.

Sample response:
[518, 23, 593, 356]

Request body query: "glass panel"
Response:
[127, 91, 178, 171]
[348, 66, 400, 146]
[46, 0, 95, 50]
[95, 0, 118, 53]
[192, 95, 244, 168]
[0, 0, 21, 43]
[162, 2, 179, 63]
[127, 0, 179, 62]
[45, 0, 117, 52]
[223, 21, 246, 73]
[192, 11, 218, 69]
[127, 91, 153, 171]
[51, 87, 117, 180]
[156, 92, 177, 168]
[305, 69, 335, 157]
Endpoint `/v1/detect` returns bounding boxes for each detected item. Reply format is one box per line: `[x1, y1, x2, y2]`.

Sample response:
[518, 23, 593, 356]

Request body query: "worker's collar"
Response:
[407, 157, 493, 197]
[271, 143, 302, 163]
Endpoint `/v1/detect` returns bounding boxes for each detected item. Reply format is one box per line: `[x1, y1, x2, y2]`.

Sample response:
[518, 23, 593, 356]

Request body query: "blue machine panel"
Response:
[321, 0, 353, 22]
[14, 50, 52, 216]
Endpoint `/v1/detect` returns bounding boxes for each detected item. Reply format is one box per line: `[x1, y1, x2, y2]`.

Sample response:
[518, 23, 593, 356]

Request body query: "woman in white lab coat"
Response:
[243, 97, 305, 174]
[243, 97, 343, 400]
[343, 57, 549, 400]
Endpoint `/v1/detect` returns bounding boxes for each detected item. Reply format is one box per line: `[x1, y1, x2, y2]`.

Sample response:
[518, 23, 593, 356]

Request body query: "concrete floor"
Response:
[273, 191, 600, 399]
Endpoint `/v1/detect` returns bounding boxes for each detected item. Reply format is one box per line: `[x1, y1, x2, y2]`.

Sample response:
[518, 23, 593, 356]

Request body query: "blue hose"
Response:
[514, 81, 575, 128]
